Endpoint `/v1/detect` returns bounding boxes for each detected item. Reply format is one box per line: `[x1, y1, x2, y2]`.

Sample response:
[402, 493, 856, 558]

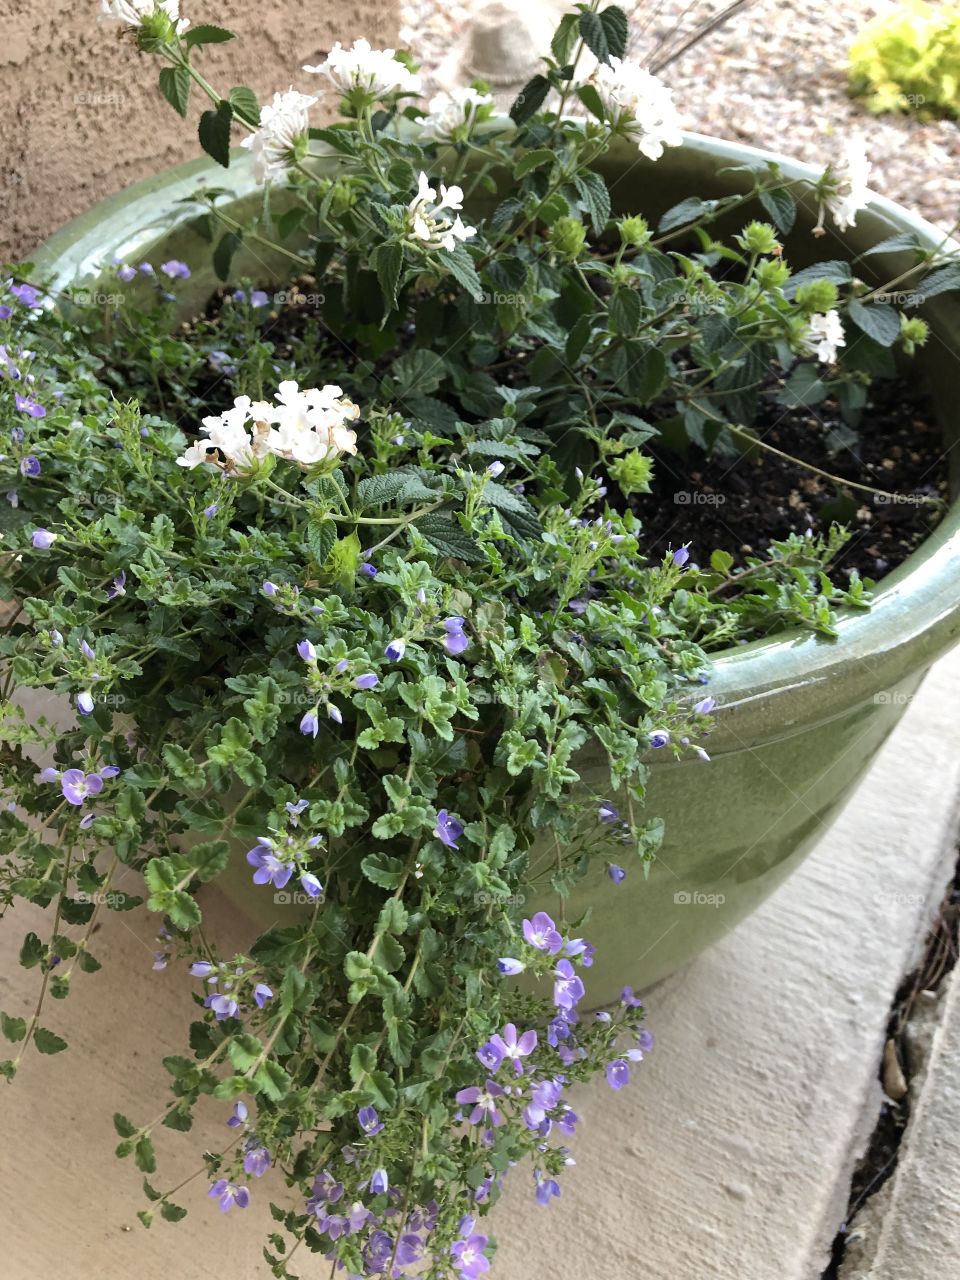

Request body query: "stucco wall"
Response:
[0, 1, 399, 261]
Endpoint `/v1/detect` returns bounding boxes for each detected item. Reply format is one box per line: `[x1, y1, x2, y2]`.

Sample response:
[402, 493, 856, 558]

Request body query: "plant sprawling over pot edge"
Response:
[1, 2, 958, 1276]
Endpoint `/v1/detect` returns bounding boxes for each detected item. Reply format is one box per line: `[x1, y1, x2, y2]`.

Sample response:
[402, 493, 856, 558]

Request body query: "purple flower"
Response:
[434, 808, 464, 849]
[117, 264, 137, 283]
[37, 767, 60, 784]
[299, 871, 323, 899]
[649, 729, 670, 749]
[636, 1028, 654, 1052]
[286, 798, 309, 823]
[369, 1168, 389, 1195]
[15, 394, 45, 418]
[190, 961, 214, 978]
[300, 707, 320, 737]
[360, 561, 378, 578]
[476, 1039, 504, 1071]
[454, 1080, 505, 1127]
[396, 1234, 425, 1267]
[20, 457, 41, 477]
[9, 282, 41, 308]
[246, 842, 294, 889]
[358, 1105, 383, 1136]
[451, 1231, 491, 1278]
[497, 957, 525, 975]
[534, 1171, 561, 1205]
[254, 983, 273, 1008]
[250, 290, 270, 308]
[152, 950, 169, 971]
[327, 703, 343, 726]
[76, 690, 95, 716]
[354, 672, 379, 690]
[80, 639, 96, 661]
[107, 570, 126, 599]
[620, 985, 643, 1008]
[694, 696, 716, 714]
[138, 263, 155, 276]
[598, 801, 619, 824]
[60, 768, 103, 806]
[524, 1078, 563, 1128]
[606, 1058, 631, 1090]
[442, 616, 469, 656]
[384, 638, 406, 661]
[553, 959, 585, 1011]
[608, 863, 626, 884]
[160, 259, 191, 280]
[227, 1100, 248, 1128]
[243, 1143, 272, 1177]
[486, 461, 505, 478]
[297, 638, 317, 662]
[203, 503, 219, 519]
[208, 1179, 249, 1212]
[206, 993, 239, 1020]
[672, 545, 690, 567]
[0, 305, 10, 320]
[31, 528, 56, 549]
[523, 911, 563, 954]
[488, 1023, 537, 1075]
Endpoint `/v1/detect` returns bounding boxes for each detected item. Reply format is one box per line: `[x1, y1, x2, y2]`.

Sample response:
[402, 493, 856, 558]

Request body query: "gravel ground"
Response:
[399, 0, 960, 232]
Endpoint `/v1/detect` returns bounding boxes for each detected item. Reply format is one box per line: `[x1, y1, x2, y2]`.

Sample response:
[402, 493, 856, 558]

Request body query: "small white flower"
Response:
[803, 309, 846, 364]
[99, 0, 189, 35]
[176, 441, 213, 469]
[239, 89, 317, 184]
[591, 58, 683, 162]
[823, 138, 871, 232]
[406, 171, 476, 253]
[419, 87, 494, 143]
[303, 38, 421, 99]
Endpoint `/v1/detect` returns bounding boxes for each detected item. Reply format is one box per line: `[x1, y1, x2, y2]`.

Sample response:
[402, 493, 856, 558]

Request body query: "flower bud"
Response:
[755, 259, 791, 290]
[549, 217, 587, 262]
[619, 215, 650, 248]
[900, 316, 929, 346]
[795, 280, 839, 314]
[738, 221, 780, 255]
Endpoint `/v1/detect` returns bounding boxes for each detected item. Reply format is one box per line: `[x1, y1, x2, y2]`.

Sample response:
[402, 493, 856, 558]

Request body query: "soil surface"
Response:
[629, 375, 949, 585]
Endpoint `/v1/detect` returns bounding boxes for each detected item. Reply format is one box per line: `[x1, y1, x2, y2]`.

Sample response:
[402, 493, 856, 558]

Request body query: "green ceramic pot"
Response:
[32, 134, 960, 1002]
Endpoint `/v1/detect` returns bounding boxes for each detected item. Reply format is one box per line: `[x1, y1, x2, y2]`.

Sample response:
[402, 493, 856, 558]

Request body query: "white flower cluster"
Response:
[177, 382, 360, 472]
[823, 138, 872, 232]
[419, 87, 494, 143]
[406, 171, 476, 253]
[304, 38, 421, 99]
[99, 0, 189, 35]
[803, 310, 846, 364]
[240, 89, 318, 184]
[592, 58, 683, 162]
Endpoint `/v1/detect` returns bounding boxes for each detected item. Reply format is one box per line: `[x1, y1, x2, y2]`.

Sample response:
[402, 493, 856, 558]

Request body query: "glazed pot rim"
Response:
[29, 129, 960, 734]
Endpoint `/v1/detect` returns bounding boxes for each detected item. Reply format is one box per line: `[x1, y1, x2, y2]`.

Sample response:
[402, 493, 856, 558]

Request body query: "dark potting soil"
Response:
[626, 375, 949, 585]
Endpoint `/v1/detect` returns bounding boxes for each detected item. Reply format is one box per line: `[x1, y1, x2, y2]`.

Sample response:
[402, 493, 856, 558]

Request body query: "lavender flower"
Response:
[358, 1105, 384, 1136]
[486, 460, 505, 478]
[9, 282, 41, 308]
[208, 1179, 249, 1212]
[360, 561, 378, 578]
[15, 394, 45, 418]
[117, 263, 137, 283]
[107, 570, 126, 599]
[606, 1058, 631, 1090]
[451, 1231, 491, 1278]
[190, 961, 215, 978]
[598, 801, 619, 824]
[227, 1101, 248, 1128]
[553, 959, 585, 1011]
[60, 769, 103, 806]
[385, 638, 406, 661]
[454, 1081, 505, 1127]
[534, 1170, 561, 1205]
[354, 672, 379, 689]
[206, 993, 239, 1020]
[76, 690, 95, 716]
[297, 638, 317, 662]
[250, 290, 270, 308]
[522, 911, 563, 954]
[254, 983, 273, 1008]
[246, 842, 294, 889]
[20, 456, 41, 476]
[608, 863, 626, 884]
[649, 729, 670, 749]
[299, 871, 323, 899]
[432, 812, 465, 855]
[243, 1143, 272, 1177]
[31, 528, 56, 549]
[694, 696, 717, 714]
[672, 545, 690, 567]
[160, 259, 191, 279]
[497, 957, 525, 975]
[300, 707, 320, 737]
[369, 1168, 389, 1195]
[442, 616, 469, 655]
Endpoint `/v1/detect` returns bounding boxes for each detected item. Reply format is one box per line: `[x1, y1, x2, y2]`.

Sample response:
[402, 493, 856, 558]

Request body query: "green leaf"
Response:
[377, 898, 409, 935]
[609, 287, 642, 337]
[413, 513, 484, 562]
[551, 12, 580, 65]
[253, 1059, 292, 1102]
[658, 197, 714, 233]
[198, 100, 234, 168]
[847, 300, 901, 347]
[436, 247, 483, 301]
[135, 1135, 157, 1173]
[579, 6, 628, 63]
[372, 242, 404, 312]
[213, 230, 242, 282]
[158, 66, 191, 118]
[187, 840, 231, 883]
[509, 74, 551, 125]
[161, 1202, 188, 1223]
[34, 1026, 68, 1055]
[758, 187, 796, 234]
[306, 517, 336, 566]
[185, 24, 236, 47]
[228, 85, 261, 127]
[390, 349, 446, 396]
[575, 83, 606, 121]
[0, 1013, 26, 1043]
[19, 932, 43, 969]
[915, 264, 960, 300]
[481, 481, 543, 540]
[360, 853, 406, 889]
[573, 170, 611, 235]
[113, 1113, 138, 1138]
[784, 260, 852, 296]
[514, 149, 555, 178]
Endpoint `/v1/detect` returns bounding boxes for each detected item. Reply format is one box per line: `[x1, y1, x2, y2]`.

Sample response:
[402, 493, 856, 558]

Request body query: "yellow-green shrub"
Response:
[849, 0, 960, 119]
